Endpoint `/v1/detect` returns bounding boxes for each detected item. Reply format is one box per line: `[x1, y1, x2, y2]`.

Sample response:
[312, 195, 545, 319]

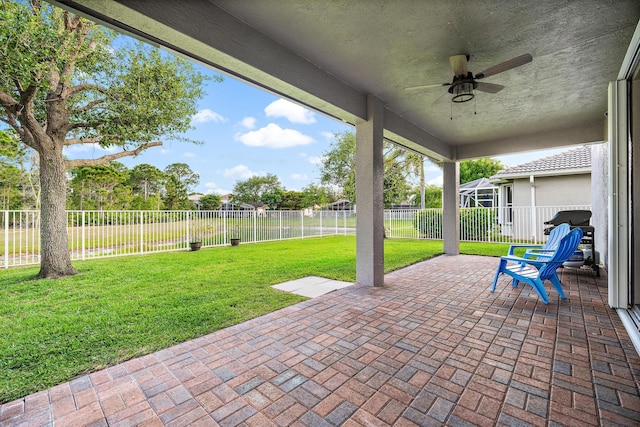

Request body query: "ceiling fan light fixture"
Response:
[451, 81, 475, 103]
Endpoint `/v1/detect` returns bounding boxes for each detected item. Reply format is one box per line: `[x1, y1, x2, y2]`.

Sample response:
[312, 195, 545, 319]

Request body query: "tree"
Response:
[0, 2, 215, 277]
[162, 174, 193, 210]
[300, 183, 331, 208]
[127, 163, 166, 210]
[231, 174, 282, 208]
[164, 162, 199, 193]
[319, 131, 356, 202]
[0, 130, 40, 209]
[199, 193, 221, 210]
[68, 163, 131, 210]
[411, 185, 442, 208]
[459, 158, 504, 184]
[319, 131, 419, 207]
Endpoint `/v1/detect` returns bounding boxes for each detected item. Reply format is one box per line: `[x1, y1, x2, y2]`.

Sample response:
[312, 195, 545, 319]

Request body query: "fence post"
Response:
[4, 211, 8, 269]
[301, 211, 304, 239]
[320, 209, 323, 237]
[139, 211, 144, 254]
[253, 210, 257, 243]
[186, 211, 191, 244]
[223, 210, 227, 244]
[81, 211, 86, 260]
[279, 211, 282, 241]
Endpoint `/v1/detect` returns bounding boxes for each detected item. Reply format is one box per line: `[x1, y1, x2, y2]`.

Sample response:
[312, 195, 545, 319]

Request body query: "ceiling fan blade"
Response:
[476, 82, 505, 94]
[475, 53, 532, 79]
[405, 82, 450, 91]
[449, 54, 468, 77]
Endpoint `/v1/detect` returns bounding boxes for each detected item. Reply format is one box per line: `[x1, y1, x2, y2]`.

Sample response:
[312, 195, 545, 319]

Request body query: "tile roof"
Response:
[492, 145, 591, 179]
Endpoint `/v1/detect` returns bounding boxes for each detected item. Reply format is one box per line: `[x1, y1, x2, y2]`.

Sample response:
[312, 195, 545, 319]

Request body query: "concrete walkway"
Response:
[1, 255, 639, 426]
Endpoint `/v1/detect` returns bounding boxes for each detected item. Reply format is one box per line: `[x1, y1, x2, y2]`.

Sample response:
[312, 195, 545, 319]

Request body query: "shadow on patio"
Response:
[1, 255, 639, 426]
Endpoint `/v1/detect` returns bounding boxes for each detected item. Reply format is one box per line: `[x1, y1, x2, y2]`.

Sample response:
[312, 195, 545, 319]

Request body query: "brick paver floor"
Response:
[2, 255, 639, 426]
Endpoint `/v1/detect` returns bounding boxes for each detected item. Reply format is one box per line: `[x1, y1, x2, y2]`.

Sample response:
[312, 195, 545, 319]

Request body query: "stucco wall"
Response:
[511, 174, 591, 207]
[501, 173, 591, 241]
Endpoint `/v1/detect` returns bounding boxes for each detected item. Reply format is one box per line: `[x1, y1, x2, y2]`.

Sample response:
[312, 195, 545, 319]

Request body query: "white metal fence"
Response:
[2, 210, 356, 268]
[385, 205, 591, 242]
[2, 205, 590, 268]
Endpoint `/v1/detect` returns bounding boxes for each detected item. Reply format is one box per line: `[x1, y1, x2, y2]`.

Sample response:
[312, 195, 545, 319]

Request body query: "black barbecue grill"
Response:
[543, 210, 599, 276]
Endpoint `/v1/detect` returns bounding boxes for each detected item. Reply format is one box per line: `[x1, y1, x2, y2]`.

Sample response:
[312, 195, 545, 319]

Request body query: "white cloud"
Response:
[321, 131, 335, 140]
[265, 99, 316, 124]
[183, 152, 196, 158]
[292, 173, 308, 181]
[425, 164, 441, 172]
[240, 117, 256, 129]
[235, 123, 314, 149]
[300, 152, 324, 165]
[222, 164, 265, 179]
[427, 175, 443, 187]
[160, 148, 171, 155]
[192, 108, 227, 124]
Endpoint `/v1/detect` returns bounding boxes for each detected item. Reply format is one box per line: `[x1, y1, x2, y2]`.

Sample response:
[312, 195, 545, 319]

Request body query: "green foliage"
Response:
[231, 173, 282, 208]
[300, 183, 331, 208]
[414, 208, 496, 240]
[319, 131, 424, 206]
[459, 158, 504, 184]
[320, 131, 356, 202]
[164, 163, 199, 193]
[68, 163, 131, 210]
[199, 194, 222, 210]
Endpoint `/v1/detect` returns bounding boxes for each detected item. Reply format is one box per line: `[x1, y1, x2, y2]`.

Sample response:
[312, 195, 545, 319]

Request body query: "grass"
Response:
[0, 236, 509, 404]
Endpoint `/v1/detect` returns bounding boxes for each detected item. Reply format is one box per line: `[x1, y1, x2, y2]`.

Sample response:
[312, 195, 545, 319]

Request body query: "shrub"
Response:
[413, 208, 495, 240]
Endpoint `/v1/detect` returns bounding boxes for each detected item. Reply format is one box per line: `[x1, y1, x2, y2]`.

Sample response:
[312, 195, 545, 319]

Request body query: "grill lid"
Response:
[544, 210, 592, 226]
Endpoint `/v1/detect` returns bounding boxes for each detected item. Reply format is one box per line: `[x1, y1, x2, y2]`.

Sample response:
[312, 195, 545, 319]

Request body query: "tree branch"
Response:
[64, 141, 162, 168]
[76, 98, 106, 113]
[66, 83, 107, 97]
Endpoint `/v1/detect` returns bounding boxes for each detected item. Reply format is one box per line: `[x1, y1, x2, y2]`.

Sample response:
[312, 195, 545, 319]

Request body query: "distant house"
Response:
[490, 146, 592, 239]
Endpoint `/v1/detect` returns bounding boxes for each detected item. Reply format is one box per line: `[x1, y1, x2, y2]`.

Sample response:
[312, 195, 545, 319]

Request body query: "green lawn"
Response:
[0, 236, 506, 404]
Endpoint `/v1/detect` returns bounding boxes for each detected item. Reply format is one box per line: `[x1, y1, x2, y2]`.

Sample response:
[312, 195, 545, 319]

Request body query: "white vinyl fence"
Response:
[2, 205, 590, 268]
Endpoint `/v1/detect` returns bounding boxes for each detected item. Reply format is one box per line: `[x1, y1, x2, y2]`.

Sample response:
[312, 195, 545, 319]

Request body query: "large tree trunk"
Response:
[38, 146, 77, 278]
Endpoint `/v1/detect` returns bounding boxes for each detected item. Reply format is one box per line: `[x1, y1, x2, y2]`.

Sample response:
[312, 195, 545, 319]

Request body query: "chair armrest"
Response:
[507, 244, 543, 255]
[500, 255, 546, 268]
[523, 249, 554, 260]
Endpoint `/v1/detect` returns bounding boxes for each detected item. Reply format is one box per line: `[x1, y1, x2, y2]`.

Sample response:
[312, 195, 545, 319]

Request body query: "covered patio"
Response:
[2, 256, 639, 426]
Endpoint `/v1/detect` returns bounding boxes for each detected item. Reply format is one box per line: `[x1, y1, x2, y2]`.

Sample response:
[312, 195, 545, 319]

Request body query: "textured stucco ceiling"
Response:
[54, 0, 639, 160]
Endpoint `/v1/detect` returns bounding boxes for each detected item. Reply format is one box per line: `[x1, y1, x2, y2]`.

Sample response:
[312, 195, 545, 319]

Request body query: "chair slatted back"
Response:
[538, 228, 583, 280]
[542, 223, 571, 251]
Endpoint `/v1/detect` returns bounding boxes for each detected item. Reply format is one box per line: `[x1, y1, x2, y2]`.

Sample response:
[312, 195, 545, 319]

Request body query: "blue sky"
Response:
[62, 45, 571, 196]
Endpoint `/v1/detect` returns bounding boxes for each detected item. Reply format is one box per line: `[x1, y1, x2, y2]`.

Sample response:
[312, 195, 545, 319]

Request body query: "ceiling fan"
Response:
[406, 53, 533, 103]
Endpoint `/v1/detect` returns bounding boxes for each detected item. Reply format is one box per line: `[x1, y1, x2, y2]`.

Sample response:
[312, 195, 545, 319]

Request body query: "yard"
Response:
[0, 236, 510, 404]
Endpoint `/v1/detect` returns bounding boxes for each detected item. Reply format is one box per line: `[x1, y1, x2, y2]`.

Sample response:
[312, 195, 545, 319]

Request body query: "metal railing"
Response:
[1, 205, 590, 268]
[385, 205, 591, 242]
[1, 209, 357, 268]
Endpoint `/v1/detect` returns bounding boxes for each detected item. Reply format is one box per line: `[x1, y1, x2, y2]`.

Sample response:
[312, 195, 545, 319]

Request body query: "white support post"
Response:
[301, 211, 304, 239]
[253, 210, 257, 243]
[355, 94, 385, 287]
[443, 162, 460, 254]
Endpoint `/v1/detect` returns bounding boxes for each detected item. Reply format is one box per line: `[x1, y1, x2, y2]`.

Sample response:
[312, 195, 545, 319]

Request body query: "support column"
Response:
[356, 95, 384, 287]
[442, 161, 460, 255]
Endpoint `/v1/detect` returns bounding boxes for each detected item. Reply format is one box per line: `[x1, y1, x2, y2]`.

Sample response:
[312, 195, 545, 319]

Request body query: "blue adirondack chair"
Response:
[491, 227, 583, 304]
[506, 223, 571, 259]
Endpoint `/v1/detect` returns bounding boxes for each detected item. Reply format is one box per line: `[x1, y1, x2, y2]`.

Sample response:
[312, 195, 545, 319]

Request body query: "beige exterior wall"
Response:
[499, 173, 591, 241]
